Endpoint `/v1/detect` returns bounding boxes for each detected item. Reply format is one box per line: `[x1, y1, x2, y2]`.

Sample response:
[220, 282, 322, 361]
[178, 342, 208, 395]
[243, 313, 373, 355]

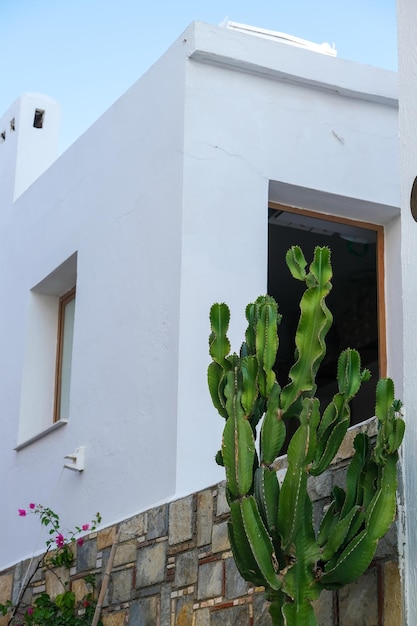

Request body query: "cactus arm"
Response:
[260, 383, 286, 465]
[317, 501, 338, 547]
[361, 459, 378, 509]
[222, 368, 256, 497]
[278, 399, 319, 554]
[375, 378, 405, 463]
[336, 349, 369, 398]
[310, 350, 367, 476]
[277, 403, 313, 552]
[286, 245, 308, 281]
[207, 362, 228, 418]
[240, 496, 282, 591]
[282, 495, 320, 625]
[241, 355, 259, 415]
[228, 501, 266, 587]
[318, 350, 363, 437]
[209, 303, 231, 367]
[282, 601, 318, 626]
[310, 420, 349, 477]
[244, 302, 258, 353]
[339, 433, 370, 518]
[320, 530, 377, 588]
[280, 247, 333, 416]
[256, 297, 279, 397]
[254, 466, 279, 536]
[266, 590, 286, 626]
[254, 466, 286, 568]
[321, 506, 360, 561]
[365, 454, 398, 541]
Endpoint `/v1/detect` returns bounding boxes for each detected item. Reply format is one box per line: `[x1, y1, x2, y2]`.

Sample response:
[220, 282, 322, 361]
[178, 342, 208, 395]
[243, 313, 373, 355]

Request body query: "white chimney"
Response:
[0, 93, 60, 204]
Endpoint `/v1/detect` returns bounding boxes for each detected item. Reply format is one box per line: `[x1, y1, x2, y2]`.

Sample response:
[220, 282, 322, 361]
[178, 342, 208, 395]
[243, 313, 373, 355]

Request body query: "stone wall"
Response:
[0, 425, 402, 625]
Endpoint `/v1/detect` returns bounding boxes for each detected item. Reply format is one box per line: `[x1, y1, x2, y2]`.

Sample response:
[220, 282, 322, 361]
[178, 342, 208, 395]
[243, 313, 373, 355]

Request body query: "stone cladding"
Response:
[0, 422, 402, 625]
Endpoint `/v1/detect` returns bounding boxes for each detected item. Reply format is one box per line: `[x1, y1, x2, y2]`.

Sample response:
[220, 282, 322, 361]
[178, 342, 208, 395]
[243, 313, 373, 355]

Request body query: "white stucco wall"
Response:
[396, 0, 417, 623]
[176, 23, 400, 496]
[0, 34, 188, 569]
[0, 22, 400, 569]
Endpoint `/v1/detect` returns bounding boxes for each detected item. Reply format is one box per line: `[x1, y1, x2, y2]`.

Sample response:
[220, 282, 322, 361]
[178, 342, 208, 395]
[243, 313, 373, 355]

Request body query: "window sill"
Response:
[15, 420, 68, 451]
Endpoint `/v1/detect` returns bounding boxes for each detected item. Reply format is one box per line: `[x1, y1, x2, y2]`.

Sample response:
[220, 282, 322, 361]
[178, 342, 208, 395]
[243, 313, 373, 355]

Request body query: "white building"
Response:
[396, 0, 417, 624]
[0, 19, 401, 598]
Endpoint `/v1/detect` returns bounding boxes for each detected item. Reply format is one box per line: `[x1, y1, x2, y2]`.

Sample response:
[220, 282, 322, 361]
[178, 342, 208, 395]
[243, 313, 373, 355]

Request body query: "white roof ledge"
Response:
[186, 22, 398, 108]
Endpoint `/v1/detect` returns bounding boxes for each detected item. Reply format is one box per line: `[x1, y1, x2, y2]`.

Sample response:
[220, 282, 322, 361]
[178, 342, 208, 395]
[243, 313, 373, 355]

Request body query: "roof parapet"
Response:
[225, 20, 337, 57]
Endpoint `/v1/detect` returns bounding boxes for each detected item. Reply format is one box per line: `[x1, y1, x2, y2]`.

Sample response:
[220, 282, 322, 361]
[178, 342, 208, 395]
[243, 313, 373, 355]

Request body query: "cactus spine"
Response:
[208, 246, 404, 626]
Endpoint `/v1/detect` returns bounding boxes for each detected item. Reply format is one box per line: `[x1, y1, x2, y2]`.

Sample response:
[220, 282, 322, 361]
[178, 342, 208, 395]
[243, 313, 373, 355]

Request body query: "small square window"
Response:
[33, 109, 45, 129]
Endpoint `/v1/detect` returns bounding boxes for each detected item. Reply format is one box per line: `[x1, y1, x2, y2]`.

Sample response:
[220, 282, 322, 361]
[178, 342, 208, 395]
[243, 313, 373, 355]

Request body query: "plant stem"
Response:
[8, 547, 50, 625]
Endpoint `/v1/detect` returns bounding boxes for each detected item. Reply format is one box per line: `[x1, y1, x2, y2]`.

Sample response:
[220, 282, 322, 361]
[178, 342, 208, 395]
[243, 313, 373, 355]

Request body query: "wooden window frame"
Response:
[53, 286, 76, 423]
[268, 202, 386, 378]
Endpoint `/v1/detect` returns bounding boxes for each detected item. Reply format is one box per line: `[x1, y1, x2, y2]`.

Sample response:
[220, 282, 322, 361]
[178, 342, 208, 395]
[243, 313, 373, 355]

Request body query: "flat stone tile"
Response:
[197, 489, 213, 546]
[147, 504, 168, 540]
[197, 560, 223, 600]
[175, 550, 198, 587]
[169, 496, 193, 545]
[136, 541, 167, 587]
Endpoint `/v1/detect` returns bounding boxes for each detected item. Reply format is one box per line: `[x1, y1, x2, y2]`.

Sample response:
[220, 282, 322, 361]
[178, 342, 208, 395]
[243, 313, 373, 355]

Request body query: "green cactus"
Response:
[208, 246, 404, 626]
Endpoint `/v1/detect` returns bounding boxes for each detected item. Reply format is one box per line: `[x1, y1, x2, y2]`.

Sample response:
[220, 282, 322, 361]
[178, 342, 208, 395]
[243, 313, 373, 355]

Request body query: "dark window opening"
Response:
[33, 109, 45, 129]
[53, 287, 76, 423]
[0, 131, 5, 142]
[10, 118, 15, 132]
[268, 205, 383, 427]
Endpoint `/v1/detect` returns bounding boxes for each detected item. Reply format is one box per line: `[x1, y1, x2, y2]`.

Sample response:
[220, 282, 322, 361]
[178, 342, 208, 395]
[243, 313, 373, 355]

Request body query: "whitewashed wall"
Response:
[177, 23, 400, 496]
[396, 0, 417, 623]
[0, 22, 399, 570]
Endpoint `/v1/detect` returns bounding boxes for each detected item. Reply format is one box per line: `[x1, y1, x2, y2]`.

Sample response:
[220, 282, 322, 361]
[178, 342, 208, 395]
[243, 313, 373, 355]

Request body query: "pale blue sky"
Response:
[1, 0, 397, 153]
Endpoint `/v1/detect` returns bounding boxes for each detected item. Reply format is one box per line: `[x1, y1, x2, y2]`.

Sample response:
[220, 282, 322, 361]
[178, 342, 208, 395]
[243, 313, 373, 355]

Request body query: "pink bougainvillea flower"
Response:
[55, 533, 65, 548]
[29, 503, 36, 509]
[82, 524, 90, 531]
[77, 537, 84, 547]
[18, 509, 26, 516]
[27, 606, 34, 616]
